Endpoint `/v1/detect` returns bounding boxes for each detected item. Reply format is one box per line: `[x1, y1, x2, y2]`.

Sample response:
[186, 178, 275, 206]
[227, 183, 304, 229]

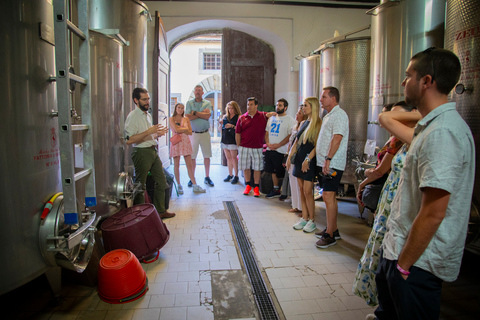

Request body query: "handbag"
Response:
[170, 117, 183, 145]
[361, 183, 384, 212]
[170, 134, 181, 145]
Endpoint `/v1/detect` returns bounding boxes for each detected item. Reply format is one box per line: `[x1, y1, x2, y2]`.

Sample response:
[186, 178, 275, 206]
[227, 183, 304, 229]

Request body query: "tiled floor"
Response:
[3, 160, 480, 320]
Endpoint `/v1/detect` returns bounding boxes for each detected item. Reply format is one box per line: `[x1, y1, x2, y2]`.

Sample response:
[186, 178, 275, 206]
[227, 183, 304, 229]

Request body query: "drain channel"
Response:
[225, 201, 279, 320]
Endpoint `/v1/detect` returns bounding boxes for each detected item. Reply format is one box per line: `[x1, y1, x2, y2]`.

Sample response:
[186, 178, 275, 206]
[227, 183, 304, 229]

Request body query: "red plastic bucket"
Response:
[97, 249, 148, 303]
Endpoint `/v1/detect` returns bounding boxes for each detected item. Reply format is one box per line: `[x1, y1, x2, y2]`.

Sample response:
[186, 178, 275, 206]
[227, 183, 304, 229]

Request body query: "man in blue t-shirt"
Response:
[185, 85, 214, 188]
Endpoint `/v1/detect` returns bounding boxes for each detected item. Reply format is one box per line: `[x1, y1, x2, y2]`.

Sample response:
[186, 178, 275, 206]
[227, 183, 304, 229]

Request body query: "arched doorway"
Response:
[170, 28, 277, 165]
[187, 74, 222, 142]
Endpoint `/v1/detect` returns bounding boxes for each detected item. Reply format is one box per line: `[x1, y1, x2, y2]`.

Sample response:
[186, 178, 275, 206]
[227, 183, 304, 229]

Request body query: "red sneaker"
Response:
[243, 185, 252, 195]
[253, 186, 260, 197]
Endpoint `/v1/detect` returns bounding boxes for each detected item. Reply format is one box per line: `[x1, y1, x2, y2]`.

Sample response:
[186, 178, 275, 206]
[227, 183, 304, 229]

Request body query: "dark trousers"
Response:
[132, 147, 167, 214]
[375, 252, 443, 320]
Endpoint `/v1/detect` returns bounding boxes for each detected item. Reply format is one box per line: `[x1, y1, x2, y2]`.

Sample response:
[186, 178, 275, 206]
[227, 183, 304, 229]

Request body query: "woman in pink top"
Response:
[169, 103, 205, 194]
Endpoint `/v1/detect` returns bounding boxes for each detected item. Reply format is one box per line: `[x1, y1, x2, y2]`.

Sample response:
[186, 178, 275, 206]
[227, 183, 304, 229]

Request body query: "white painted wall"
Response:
[145, 1, 371, 116]
[170, 40, 221, 104]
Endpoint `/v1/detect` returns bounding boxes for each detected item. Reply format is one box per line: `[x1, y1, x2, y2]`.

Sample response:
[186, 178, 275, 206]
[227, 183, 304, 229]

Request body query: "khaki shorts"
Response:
[191, 131, 212, 159]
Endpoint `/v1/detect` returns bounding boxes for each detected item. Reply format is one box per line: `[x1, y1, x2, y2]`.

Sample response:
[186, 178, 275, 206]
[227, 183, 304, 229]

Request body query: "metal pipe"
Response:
[311, 25, 371, 54]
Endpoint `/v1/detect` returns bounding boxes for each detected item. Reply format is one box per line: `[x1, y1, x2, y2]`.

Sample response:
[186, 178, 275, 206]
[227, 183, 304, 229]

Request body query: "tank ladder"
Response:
[53, 0, 96, 224]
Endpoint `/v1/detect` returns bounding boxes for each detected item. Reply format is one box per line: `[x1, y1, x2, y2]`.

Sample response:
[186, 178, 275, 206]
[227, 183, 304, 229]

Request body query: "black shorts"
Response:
[316, 166, 343, 192]
[264, 150, 286, 178]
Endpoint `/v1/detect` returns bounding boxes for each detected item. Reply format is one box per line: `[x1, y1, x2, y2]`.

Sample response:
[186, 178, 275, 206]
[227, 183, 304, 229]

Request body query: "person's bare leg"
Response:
[191, 158, 196, 177]
[204, 157, 210, 177]
[254, 170, 261, 184]
[272, 173, 279, 188]
[303, 180, 315, 221]
[231, 150, 238, 176]
[244, 169, 251, 185]
[323, 191, 338, 234]
[297, 177, 308, 220]
[224, 149, 233, 176]
[184, 155, 197, 185]
[173, 156, 181, 185]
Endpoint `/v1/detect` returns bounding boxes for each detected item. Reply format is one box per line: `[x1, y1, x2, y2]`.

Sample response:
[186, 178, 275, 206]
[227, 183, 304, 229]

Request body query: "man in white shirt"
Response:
[264, 99, 296, 198]
[314, 87, 349, 248]
[124, 87, 175, 219]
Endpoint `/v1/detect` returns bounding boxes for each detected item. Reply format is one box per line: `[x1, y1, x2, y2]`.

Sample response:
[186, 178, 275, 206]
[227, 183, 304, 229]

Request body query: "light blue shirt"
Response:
[383, 102, 475, 282]
[185, 99, 212, 132]
[316, 105, 349, 170]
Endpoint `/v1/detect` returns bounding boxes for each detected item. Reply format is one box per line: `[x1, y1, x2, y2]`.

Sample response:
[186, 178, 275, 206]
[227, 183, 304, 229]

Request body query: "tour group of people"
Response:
[219, 88, 350, 249]
[124, 48, 475, 320]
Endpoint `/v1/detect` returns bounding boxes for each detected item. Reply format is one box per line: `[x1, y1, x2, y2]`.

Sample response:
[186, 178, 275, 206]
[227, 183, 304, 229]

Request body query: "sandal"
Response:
[288, 208, 302, 213]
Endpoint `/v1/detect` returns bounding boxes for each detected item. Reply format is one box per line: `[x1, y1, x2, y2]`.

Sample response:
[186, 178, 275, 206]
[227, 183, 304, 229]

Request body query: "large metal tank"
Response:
[89, 0, 150, 176]
[367, 0, 446, 146]
[445, 0, 480, 253]
[298, 55, 321, 105]
[318, 37, 371, 185]
[88, 30, 132, 216]
[0, 0, 61, 294]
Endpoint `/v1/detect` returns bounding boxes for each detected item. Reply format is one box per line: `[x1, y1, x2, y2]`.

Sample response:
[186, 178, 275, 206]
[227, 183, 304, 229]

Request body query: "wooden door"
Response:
[152, 11, 170, 166]
[222, 28, 275, 113]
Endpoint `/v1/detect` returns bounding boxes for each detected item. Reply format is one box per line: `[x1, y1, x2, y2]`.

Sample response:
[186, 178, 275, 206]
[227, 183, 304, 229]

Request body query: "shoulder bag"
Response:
[170, 118, 183, 145]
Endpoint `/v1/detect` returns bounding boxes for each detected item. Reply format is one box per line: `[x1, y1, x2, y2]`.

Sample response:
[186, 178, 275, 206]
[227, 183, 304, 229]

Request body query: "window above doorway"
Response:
[199, 48, 221, 75]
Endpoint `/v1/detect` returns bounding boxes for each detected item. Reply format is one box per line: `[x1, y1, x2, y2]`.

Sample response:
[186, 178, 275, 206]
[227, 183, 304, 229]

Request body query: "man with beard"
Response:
[124, 87, 175, 219]
[264, 98, 296, 198]
[372, 48, 474, 320]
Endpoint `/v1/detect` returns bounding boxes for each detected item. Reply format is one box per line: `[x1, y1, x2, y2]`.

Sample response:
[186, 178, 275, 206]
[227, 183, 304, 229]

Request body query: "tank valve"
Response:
[455, 83, 471, 95]
[108, 200, 121, 207]
[368, 120, 380, 125]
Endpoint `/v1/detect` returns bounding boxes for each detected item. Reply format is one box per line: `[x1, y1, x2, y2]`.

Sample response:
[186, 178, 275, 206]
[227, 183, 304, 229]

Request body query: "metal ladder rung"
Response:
[74, 169, 92, 182]
[54, 0, 97, 222]
[69, 73, 87, 85]
[71, 124, 89, 131]
[66, 19, 86, 40]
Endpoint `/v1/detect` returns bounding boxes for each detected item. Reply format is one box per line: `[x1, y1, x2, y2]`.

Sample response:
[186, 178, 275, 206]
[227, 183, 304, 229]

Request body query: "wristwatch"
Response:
[325, 156, 332, 161]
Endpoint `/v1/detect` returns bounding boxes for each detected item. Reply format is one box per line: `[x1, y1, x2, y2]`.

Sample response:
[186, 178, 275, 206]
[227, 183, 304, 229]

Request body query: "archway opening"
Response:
[170, 33, 223, 164]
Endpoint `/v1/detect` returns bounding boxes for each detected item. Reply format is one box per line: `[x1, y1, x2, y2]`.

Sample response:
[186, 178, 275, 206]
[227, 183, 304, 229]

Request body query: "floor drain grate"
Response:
[225, 201, 279, 320]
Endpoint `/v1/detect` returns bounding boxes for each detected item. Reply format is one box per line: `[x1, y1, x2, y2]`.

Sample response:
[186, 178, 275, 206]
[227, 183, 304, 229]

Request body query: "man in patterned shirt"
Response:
[373, 48, 474, 320]
[314, 86, 349, 248]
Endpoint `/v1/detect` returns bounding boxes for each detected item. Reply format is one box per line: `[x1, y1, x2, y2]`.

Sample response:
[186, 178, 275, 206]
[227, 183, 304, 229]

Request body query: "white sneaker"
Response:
[293, 218, 307, 230]
[178, 185, 184, 195]
[303, 220, 316, 233]
[193, 184, 206, 193]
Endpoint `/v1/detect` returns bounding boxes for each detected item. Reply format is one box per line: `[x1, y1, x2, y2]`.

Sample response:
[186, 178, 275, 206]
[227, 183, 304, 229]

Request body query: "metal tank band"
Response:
[318, 37, 371, 186]
[0, 0, 61, 295]
[366, 0, 446, 147]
